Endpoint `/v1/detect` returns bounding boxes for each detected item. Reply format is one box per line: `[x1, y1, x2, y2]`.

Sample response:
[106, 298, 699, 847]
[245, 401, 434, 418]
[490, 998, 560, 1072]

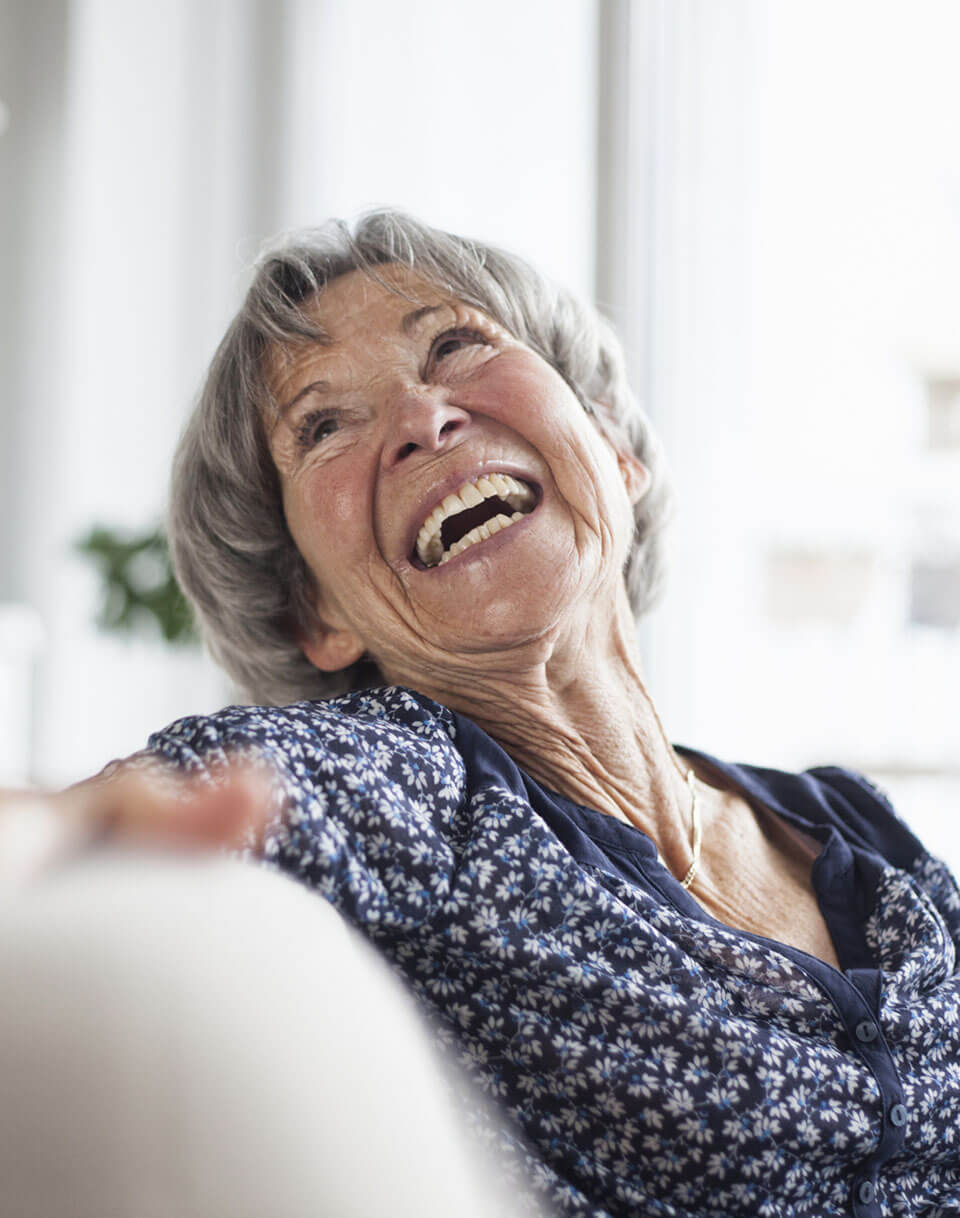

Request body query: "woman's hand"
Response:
[0, 763, 273, 893]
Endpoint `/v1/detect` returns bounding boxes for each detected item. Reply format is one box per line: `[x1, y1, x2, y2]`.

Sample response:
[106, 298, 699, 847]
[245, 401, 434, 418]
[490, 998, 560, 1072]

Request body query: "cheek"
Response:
[496, 360, 613, 482]
[284, 463, 368, 570]
[482, 353, 584, 437]
[484, 354, 632, 542]
[322, 475, 360, 529]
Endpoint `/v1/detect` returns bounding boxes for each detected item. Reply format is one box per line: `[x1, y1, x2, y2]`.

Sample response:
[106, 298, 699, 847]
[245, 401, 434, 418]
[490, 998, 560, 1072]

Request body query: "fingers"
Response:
[65, 763, 276, 851]
[1, 761, 275, 895]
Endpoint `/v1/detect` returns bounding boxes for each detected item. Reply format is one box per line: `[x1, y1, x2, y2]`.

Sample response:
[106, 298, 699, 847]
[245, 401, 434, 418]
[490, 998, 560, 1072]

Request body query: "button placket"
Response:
[844, 1005, 894, 1212]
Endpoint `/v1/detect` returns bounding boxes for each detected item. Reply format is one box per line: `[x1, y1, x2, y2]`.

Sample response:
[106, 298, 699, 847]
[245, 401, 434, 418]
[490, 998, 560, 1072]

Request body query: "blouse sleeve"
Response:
[143, 690, 467, 940]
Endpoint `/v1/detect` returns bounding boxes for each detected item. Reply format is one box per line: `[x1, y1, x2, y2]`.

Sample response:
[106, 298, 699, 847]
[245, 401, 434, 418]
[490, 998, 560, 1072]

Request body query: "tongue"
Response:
[441, 496, 511, 550]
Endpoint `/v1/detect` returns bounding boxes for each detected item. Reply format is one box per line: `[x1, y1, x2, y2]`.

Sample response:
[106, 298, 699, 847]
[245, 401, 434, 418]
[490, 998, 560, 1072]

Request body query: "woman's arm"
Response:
[0, 763, 272, 891]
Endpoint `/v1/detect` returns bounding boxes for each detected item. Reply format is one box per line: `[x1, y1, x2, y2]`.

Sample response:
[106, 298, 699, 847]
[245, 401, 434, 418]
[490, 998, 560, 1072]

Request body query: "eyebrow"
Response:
[400, 303, 445, 334]
[278, 303, 448, 416]
[278, 379, 331, 418]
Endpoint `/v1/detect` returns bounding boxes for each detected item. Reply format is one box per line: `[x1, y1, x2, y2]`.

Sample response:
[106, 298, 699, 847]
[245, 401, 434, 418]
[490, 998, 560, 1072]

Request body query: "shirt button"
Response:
[857, 1179, 876, 1204]
[890, 1103, 908, 1127]
[855, 1019, 878, 1043]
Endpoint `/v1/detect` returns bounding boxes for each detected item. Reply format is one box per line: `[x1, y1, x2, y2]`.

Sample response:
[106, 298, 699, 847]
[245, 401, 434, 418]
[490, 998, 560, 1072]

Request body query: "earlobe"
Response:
[298, 620, 367, 673]
[295, 574, 367, 673]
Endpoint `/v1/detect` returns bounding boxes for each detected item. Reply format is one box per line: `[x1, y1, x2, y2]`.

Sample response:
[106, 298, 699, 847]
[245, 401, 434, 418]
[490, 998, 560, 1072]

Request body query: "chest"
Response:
[691, 802, 842, 969]
[696, 878, 841, 970]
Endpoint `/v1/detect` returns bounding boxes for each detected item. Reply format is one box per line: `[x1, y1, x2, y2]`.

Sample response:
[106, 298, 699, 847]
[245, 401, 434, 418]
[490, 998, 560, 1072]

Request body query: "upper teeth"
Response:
[415, 473, 536, 567]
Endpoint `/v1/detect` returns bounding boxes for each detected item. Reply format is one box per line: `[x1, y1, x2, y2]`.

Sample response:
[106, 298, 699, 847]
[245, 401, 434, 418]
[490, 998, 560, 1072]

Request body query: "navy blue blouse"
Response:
[141, 686, 960, 1217]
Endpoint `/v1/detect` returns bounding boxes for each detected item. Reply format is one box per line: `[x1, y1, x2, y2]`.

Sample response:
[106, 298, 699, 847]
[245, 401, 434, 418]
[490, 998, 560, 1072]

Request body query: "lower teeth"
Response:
[437, 511, 525, 565]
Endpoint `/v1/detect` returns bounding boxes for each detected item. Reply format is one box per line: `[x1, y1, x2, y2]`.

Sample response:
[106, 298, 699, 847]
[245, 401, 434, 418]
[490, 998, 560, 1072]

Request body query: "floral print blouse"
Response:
[143, 685, 960, 1217]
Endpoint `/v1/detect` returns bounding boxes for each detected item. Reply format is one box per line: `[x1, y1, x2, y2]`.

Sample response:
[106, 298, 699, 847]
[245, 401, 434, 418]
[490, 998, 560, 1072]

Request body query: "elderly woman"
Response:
[6, 211, 960, 1217]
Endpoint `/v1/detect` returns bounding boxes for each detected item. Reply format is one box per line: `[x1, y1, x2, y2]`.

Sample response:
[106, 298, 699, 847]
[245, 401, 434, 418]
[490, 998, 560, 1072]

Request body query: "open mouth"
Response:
[411, 473, 540, 569]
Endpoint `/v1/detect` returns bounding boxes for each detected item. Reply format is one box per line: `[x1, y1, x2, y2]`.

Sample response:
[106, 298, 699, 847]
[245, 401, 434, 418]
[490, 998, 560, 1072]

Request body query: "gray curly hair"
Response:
[169, 210, 673, 705]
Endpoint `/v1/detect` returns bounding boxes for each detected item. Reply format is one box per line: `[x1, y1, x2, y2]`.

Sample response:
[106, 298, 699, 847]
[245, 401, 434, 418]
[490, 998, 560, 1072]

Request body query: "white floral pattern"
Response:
[144, 686, 960, 1217]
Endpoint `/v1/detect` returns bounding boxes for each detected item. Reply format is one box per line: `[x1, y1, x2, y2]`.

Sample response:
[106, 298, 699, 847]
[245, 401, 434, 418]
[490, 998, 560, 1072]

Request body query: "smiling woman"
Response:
[259, 261, 651, 693]
[171, 213, 671, 707]
[7, 210, 960, 1218]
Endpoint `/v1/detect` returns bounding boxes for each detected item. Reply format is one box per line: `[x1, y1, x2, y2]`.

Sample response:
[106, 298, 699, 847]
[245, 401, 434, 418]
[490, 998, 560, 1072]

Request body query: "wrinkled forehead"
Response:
[264, 265, 467, 416]
[265, 264, 456, 381]
[312, 263, 453, 335]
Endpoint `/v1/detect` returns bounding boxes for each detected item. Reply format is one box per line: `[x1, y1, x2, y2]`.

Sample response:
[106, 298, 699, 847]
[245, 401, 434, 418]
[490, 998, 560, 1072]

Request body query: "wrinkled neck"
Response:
[394, 583, 701, 877]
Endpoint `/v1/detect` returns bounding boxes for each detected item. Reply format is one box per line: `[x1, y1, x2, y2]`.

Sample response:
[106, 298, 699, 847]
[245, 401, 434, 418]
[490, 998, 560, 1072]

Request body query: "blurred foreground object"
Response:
[0, 761, 272, 894]
[0, 853, 520, 1218]
[0, 605, 44, 785]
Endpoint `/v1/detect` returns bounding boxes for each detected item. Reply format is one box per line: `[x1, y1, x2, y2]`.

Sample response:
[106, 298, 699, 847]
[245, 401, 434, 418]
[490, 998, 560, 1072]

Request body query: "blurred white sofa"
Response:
[0, 851, 523, 1218]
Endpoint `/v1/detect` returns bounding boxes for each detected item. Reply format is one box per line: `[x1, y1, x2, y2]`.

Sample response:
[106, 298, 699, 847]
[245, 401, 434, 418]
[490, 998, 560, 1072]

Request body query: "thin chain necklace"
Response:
[679, 768, 702, 890]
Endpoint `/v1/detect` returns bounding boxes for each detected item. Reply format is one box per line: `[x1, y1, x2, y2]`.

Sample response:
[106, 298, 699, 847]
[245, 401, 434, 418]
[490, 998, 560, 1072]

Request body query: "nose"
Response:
[382, 387, 471, 469]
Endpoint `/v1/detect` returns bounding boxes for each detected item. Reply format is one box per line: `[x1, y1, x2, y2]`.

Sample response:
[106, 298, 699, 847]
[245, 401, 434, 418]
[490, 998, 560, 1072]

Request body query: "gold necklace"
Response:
[679, 768, 702, 890]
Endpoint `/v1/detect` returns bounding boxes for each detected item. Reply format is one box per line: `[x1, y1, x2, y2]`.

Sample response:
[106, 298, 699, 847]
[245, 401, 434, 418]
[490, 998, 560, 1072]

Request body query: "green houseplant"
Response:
[75, 526, 198, 645]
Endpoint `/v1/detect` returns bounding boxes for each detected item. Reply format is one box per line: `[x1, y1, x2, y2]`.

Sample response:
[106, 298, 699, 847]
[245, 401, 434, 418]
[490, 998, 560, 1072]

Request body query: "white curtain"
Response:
[599, 0, 960, 865]
[596, 0, 758, 750]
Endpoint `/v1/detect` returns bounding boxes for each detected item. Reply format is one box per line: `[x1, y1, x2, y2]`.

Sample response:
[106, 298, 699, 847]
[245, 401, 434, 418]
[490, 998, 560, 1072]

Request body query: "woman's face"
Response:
[266, 264, 649, 683]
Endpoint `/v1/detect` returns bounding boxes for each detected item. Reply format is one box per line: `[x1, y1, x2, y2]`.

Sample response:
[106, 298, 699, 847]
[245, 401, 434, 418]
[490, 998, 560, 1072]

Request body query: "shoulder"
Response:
[683, 746, 930, 874]
[692, 750, 960, 936]
[146, 685, 460, 772]
[789, 762, 927, 871]
[140, 687, 469, 932]
[142, 685, 468, 850]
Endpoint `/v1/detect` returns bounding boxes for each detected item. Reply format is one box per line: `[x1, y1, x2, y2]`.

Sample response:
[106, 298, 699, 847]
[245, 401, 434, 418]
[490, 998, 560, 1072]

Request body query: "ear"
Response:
[590, 400, 652, 507]
[297, 615, 367, 674]
[611, 443, 652, 507]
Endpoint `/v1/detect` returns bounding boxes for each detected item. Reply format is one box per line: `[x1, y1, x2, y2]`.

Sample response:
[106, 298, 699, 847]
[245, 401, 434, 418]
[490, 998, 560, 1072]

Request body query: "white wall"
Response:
[0, 0, 70, 783]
